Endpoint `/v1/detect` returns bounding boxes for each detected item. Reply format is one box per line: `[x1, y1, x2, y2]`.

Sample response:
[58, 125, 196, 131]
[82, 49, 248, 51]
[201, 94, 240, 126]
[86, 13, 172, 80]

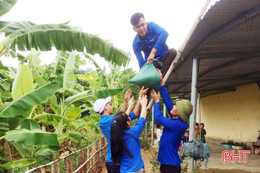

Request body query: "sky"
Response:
[0, 0, 214, 72]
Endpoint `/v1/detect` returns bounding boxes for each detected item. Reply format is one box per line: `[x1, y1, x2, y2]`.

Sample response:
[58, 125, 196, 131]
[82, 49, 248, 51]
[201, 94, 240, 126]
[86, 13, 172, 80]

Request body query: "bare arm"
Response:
[126, 97, 135, 115]
[140, 95, 148, 120]
[120, 89, 132, 112]
[147, 48, 158, 63]
[133, 86, 149, 117]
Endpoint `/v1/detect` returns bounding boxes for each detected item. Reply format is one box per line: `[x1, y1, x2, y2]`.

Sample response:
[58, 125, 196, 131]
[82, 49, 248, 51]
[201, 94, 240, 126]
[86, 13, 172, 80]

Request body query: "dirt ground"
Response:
[100, 141, 260, 173]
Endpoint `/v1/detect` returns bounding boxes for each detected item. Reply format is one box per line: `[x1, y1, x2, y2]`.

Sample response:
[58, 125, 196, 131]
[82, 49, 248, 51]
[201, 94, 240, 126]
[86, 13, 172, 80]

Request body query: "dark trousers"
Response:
[154, 48, 177, 76]
[106, 162, 120, 173]
[160, 164, 181, 173]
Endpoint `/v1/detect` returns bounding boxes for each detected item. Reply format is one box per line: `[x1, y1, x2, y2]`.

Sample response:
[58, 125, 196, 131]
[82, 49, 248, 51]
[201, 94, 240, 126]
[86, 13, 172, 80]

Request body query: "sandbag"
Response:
[129, 63, 161, 91]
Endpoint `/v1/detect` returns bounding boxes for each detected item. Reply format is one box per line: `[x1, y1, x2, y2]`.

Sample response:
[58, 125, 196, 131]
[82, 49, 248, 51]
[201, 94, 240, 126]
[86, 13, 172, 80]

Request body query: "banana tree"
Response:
[34, 52, 125, 135]
[84, 54, 138, 111]
[0, 20, 130, 67]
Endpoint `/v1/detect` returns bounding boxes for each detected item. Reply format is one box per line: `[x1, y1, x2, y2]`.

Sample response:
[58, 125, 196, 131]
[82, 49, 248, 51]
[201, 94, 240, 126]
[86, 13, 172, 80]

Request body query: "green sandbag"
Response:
[129, 63, 161, 91]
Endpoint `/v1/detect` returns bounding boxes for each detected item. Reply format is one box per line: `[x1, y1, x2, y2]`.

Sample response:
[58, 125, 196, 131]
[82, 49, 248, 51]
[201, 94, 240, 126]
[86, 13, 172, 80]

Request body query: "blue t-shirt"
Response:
[153, 85, 188, 166]
[120, 117, 146, 173]
[132, 22, 169, 69]
[99, 112, 137, 163]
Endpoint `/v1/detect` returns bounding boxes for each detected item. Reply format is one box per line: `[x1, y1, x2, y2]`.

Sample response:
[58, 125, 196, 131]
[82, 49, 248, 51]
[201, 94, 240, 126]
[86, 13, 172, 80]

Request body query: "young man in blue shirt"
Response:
[150, 70, 193, 173]
[94, 87, 148, 173]
[130, 12, 177, 76]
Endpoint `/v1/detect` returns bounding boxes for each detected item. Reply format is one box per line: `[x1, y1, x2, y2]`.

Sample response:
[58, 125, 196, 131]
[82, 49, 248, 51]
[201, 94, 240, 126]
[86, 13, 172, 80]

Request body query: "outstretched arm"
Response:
[120, 89, 132, 112]
[139, 95, 148, 120]
[147, 48, 157, 63]
[157, 69, 173, 119]
[126, 97, 135, 115]
[150, 89, 172, 129]
[133, 86, 149, 117]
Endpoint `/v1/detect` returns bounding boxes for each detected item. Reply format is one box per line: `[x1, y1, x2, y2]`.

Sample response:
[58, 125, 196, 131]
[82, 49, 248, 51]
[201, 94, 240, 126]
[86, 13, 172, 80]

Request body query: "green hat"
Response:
[176, 100, 193, 122]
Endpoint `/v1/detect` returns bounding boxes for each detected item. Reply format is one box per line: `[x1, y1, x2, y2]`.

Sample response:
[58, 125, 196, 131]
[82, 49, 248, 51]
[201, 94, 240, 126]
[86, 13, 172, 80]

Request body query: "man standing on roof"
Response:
[130, 12, 177, 76]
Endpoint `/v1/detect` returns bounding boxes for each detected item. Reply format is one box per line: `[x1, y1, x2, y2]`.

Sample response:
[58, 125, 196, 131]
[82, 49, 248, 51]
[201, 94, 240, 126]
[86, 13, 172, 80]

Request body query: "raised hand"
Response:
[128, 96, 135, 108]
[150, 89, 160, 103]
[147, 54, 155, 63]
[140, 95, 148, 107]
[156, 68, 165, 86]
[126, 96, 135, 115]
[124, 89, 132, 101]
[140, 95, 148, 119]
[139, 86, 149, 97]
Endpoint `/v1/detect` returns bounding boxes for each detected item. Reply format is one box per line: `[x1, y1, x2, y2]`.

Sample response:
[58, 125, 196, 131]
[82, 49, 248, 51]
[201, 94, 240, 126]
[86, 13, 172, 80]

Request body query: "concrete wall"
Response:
[198, 83, 260, 143]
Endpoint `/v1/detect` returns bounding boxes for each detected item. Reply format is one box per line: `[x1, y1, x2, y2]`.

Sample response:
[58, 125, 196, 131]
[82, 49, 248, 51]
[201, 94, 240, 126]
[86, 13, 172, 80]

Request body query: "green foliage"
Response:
[140, 137, 151, 150]
[0, 21, 130, 67]
[0, 0, 17, 16]
[0, 158, 36, 171]
[20, 119, 41, 130]
[94, 88, 123, 98]
[0, 2, 139, 170]
[0, 82, 59, 118]
[11, 64, 34, 100]
[4, 129, 60, 147]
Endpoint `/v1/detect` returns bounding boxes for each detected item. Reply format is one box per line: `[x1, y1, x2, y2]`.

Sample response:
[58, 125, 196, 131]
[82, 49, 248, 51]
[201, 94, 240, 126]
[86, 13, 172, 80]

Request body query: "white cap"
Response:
[93, 96, 111, 114]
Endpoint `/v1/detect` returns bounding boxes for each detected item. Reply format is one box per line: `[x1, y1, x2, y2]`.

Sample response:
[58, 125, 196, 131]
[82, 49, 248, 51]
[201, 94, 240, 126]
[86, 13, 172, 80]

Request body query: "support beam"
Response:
[189, 57, 199, 173]
[196, 51, 260, 59]
[168, 76, 260, 85]
[189, 57, 199, 141]
[151, 106, 154, 145]
[171, 88, 235, 94]
[163, 104, 166, 117]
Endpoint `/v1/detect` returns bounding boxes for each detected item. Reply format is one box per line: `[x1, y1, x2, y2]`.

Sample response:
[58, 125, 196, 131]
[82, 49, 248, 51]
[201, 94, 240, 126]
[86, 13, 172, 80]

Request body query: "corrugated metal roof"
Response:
[167, 0, 260, 98]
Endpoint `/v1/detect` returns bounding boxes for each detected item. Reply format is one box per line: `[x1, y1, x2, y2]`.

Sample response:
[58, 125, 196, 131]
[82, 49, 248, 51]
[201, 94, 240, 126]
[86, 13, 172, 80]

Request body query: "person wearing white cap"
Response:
[150, 70, 193, 173]
[94, 87, 148, 173]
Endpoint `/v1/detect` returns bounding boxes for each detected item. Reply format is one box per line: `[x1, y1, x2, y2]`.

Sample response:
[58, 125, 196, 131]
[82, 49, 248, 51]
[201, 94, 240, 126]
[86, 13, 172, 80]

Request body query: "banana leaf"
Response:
[34, 113, 70, 127]
[20, 119, 41, 130]
[0, 159, 36, 170]
[0, 0, 17, 16]
[11, 64, 34, 100]
[0, 82, 59, 118]
[8, 116, 26, 130]
[0, 21, 130, 67]
[63, 52, 76, 89]
[0, 121, 9, 136]
[11, 142, 30, 158]
[65, 106, 81, 121]
[4, 129, 60, 147]
[94, 88, 123, 98]
[34, 146, 60, 156]
[69, 131, 82, 143]
[64, 91, 90, 107]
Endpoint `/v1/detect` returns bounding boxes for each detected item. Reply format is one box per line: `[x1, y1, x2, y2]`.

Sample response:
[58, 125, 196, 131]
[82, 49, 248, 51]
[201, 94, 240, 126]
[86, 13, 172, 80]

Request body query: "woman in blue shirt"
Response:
[110, 95, 148, 173]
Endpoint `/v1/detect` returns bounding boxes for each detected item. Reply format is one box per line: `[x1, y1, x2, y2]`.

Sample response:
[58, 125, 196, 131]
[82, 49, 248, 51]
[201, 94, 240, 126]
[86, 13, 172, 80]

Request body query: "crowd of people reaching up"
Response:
[94, 69, 193, 173]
